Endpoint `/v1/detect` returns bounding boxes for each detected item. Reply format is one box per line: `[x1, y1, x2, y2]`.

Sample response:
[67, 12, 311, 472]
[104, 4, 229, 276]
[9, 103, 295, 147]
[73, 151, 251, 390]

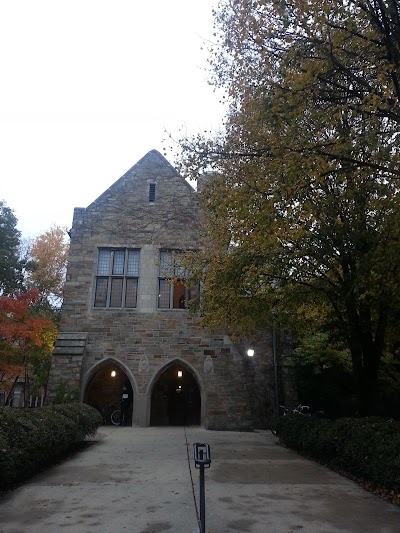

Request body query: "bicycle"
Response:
[100, 404, 125, 425]
[111, 408, 125, 426]
[100, 403, 115, 424]
[270, 404, 321, 436]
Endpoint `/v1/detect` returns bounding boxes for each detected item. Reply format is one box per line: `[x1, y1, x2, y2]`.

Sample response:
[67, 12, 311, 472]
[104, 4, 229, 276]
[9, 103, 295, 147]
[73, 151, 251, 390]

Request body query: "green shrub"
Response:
[52, 381, 80, 404]
[51, 403, 102, 441]
[276, 416, 400, 491]
[0, 403, 102, 491]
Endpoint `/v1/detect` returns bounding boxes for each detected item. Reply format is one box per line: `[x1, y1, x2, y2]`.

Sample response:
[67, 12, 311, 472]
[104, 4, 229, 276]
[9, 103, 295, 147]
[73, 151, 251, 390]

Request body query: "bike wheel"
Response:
[111, 409, 121, 425]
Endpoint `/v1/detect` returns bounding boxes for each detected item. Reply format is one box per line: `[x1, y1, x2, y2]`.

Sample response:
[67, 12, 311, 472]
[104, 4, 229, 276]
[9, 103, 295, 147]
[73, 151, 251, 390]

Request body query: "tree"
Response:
[0, 200, 24, 293]
[0, 289, 56, 403]
[292, 332, 355, 416]
[27, 225, 69, 309]
[177, 1, 400, 414]
[0, 362, 25, 401]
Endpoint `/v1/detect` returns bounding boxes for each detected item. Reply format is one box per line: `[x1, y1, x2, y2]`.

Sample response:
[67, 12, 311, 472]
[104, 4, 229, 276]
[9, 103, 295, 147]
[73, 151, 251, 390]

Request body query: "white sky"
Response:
[0, 0, 226, 238]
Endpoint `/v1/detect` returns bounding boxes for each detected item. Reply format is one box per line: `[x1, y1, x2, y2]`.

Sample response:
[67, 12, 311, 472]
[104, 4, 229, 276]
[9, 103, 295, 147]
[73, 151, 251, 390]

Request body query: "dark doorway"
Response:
[84, 363, 133, 425]
[150, 363, 201, 426]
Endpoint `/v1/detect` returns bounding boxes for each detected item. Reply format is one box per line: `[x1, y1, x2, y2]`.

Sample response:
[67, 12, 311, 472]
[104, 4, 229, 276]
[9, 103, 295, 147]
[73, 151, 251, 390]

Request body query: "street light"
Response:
[247, 348, 254, 357]
[111, 370, 116, 378]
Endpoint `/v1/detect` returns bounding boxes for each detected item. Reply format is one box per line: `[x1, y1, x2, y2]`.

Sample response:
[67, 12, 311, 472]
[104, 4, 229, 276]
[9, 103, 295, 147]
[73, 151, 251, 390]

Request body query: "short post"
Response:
[193, 443, 211, 533]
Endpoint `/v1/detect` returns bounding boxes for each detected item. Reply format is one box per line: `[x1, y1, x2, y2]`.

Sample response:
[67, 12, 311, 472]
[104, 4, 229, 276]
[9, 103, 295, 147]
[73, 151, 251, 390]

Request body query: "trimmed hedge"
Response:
[276, 415, 400, 492]
[0, 403, 102, 491]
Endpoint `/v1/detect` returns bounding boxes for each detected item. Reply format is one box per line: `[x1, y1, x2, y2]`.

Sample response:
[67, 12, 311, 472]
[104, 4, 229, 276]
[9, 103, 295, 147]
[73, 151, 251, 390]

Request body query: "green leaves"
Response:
[0, 404, 102, 490]
[277, 415, 400, 492]
[177, 0, 400, 414]
[0, 200, 24, 294]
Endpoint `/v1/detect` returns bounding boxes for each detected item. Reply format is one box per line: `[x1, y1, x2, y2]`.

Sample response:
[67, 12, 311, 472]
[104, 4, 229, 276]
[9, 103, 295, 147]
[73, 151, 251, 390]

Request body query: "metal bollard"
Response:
[193, 443, 211, 533]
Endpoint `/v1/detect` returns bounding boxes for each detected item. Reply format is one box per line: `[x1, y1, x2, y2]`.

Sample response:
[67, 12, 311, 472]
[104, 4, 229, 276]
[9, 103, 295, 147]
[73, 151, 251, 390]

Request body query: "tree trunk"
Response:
[346, 298, 384, 416]
[348, 328, 383, 415]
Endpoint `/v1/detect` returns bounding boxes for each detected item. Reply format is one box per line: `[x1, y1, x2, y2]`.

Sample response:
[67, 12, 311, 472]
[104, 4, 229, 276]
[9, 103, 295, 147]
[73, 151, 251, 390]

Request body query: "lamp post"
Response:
[272, 325, 279, 416]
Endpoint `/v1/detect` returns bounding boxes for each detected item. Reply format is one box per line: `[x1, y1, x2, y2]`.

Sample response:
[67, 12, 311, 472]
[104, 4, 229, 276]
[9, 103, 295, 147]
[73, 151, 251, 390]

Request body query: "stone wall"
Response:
[47, 150, 296, 429]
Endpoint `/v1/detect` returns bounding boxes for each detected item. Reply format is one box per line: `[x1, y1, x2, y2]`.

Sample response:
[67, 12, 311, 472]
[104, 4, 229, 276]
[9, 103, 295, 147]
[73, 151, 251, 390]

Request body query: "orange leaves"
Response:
[0, 290, 54, 349]
[28, 225, 69, 304]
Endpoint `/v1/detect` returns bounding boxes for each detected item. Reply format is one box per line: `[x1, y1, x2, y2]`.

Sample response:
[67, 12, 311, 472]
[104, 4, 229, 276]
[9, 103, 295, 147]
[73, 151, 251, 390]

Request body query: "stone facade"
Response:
[47, 150, 296, 429]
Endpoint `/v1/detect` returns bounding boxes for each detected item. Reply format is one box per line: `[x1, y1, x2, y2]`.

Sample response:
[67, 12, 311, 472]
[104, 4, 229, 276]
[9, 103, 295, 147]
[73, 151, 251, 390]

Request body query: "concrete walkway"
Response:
[0, 427, 399, 533]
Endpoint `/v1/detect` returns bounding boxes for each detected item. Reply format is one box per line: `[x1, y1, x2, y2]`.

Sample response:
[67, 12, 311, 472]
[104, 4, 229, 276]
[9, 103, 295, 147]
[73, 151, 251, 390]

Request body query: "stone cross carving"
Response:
[139, 355, 149, 373]
[204, 355, 214, 374]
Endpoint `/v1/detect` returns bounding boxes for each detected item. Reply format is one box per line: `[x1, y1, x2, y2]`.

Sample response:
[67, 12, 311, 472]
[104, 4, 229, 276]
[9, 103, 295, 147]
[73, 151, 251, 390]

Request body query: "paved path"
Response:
[0, 427, 399, 532]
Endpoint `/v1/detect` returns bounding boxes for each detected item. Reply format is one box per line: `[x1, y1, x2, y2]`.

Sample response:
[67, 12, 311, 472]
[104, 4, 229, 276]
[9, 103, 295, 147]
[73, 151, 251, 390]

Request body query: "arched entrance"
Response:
[84, 361, 133, 425]
[150, 363, 201, 426]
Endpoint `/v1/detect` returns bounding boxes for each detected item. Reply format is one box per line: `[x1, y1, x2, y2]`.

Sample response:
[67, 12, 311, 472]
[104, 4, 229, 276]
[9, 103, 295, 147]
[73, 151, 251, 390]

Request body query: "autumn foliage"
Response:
[0, 206, 68, 401]
[0, 290, 53, 348]
[28, 225, 69, 306]
[177, 0, 400, 415]
[0, 290, 57, 397]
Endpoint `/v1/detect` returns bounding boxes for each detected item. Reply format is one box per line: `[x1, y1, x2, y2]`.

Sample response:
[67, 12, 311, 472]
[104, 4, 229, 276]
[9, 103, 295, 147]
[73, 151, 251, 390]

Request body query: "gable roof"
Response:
[86, 149, 194, 210]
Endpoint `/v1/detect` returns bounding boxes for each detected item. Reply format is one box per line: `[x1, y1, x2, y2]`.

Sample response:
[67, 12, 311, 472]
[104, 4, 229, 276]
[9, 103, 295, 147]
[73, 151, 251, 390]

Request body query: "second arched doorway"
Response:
[150, 362, 201, 426]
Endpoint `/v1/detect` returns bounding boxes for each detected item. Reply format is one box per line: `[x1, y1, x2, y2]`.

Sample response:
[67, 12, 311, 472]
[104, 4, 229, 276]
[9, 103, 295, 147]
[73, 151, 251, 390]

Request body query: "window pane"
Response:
[160, 251, 173, 276]
[94, 278, 108, 307]
[127, 250, 140, 275]
[109, 278, 123, 307]
[125, 278, 138, 308]
[173, 281, 186, 309]
[158, 279, 171, 308]
[112, 250, 125, 275]
[97, 250, 111, 275]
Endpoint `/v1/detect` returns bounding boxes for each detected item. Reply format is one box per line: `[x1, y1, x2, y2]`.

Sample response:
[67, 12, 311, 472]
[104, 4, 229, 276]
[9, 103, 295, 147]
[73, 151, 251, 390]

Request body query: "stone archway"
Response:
[83, 360, 133, 425]
[150, 362, 201, 426]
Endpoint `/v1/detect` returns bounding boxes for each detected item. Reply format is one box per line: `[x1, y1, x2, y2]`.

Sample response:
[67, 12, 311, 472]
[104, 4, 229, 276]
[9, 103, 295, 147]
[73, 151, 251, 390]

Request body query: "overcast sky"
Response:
[0, 0, 225, 238]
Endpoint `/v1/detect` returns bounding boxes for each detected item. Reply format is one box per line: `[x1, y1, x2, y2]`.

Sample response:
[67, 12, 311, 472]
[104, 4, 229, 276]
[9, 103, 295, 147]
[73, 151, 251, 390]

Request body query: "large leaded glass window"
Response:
[158, 251, 198, 309]
[94, 249, 140, 308]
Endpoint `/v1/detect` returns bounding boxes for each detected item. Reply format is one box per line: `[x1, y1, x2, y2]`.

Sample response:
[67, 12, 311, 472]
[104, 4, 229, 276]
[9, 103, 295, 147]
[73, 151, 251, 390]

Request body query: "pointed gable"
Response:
[71, 150, 199, 247]
[87, 150, 194, 210]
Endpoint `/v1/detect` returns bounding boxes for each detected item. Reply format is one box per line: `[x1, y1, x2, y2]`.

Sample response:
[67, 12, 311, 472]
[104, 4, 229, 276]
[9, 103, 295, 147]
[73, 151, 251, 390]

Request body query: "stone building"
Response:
[47, 150, 296, 429]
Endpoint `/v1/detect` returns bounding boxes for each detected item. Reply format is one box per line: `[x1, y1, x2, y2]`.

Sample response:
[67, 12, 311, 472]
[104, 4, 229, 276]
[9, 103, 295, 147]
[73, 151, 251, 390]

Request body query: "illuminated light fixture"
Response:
[111, 370, 116, 377]
[177, 370, 183, 378]
[247, 349, 255, 357]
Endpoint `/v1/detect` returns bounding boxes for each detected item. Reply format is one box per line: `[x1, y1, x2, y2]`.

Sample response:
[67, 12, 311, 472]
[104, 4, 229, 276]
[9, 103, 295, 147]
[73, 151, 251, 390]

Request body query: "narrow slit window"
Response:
[149, 183, 156, 202]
